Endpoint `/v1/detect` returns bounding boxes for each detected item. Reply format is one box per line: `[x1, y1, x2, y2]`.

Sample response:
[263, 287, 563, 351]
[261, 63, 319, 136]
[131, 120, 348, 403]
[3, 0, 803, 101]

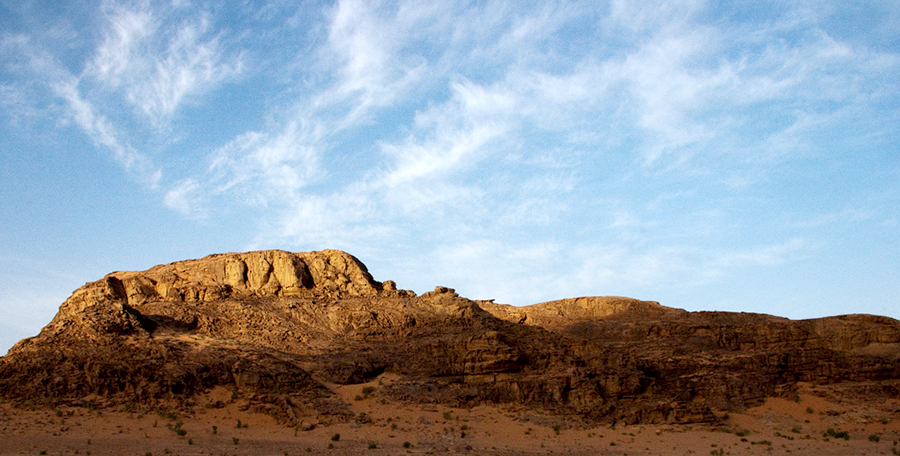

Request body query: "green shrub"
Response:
[331, 433, 341, 441]
[368, 442, 377, 449]
[870, 434, 881, 443]
[825, 428, 850, 440]
[403, 441, 411, 448]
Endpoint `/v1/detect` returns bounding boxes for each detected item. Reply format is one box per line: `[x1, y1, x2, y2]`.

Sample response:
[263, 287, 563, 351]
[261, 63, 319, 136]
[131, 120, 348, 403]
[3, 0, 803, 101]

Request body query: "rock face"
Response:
[1, 249, 899, 425]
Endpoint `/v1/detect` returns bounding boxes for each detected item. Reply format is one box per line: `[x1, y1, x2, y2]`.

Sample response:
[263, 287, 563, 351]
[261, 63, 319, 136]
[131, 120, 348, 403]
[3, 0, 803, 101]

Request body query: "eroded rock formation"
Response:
[1, 249, 898, 425]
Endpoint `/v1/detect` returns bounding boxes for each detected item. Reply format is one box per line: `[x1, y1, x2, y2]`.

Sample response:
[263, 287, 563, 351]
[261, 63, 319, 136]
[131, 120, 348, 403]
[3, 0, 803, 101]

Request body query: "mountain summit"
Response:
[1, 249, 898, 425]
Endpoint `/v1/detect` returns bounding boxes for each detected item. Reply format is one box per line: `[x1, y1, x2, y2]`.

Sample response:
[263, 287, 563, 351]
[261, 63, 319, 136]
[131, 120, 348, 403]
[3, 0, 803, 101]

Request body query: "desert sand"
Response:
[2, 378, 899, 456]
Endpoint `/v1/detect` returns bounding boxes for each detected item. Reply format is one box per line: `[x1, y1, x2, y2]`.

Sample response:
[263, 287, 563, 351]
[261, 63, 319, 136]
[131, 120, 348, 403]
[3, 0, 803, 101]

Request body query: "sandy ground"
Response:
[2, 377, 899, 456]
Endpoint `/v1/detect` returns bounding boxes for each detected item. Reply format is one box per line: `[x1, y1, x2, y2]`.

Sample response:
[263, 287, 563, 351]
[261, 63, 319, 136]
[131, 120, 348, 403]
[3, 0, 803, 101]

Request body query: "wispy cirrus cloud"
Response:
[90, 2, 243, 125]
[5, 0, 893, 313]
[53, 78, 159, 183]
[0, 32, 160, 183]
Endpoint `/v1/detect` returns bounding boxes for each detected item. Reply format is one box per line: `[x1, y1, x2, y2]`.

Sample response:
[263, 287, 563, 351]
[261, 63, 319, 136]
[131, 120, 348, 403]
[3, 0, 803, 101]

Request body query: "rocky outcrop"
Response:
[1, 250, 899, 426]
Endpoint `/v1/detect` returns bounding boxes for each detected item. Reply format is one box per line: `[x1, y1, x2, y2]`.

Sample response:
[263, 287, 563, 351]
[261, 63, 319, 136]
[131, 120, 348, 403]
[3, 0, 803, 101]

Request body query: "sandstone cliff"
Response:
[1, 249, 898, 425]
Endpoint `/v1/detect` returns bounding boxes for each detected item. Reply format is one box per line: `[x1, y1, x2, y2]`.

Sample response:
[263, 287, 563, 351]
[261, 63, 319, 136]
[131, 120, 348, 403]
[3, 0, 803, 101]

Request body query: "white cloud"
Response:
[208, 120, 322, 206]
[163, 178, 202, 216]
[90, 2, 243, 125]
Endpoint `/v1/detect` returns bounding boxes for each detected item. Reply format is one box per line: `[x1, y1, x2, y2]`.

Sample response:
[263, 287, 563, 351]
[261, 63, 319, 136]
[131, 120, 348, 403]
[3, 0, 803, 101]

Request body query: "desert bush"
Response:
[368, 442, 377, 449]
[870, 434, 881, 443]
[403, 441, 411, 448]
[167, 421, 187, 437]
[825, 428, 850, 440]
[331, 433, 341, 441]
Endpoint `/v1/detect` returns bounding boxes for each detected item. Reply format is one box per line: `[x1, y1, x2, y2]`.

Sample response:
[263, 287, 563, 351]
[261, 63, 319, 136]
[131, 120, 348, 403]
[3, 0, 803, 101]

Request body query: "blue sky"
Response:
[1, 0, 898, 354]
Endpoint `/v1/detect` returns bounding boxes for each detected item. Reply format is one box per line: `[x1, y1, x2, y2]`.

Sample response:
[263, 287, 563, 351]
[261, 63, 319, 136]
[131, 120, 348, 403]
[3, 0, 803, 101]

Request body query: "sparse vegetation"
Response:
[443, 411, 452, 420]
[212, 425, 217, 435]
[403, 441, 412, 448]
[806, 407, 815, 414]
[825, 428, 850, 440]
[368, 442, 377, 449]
[869, 434, 881, 443]
[553, 424, 561, 435]
[232, 437, 240, 445]
[751, 440, 772, 446]
[791, 426, 802, 434]
[331, 433, 341, 441]
[735, 429, 750, 437]
[167, 420, 187, 437]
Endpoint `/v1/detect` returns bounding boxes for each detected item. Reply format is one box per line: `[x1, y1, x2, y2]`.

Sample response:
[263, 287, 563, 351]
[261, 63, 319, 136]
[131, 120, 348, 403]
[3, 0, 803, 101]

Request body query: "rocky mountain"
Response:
[1, 249, 898, 425]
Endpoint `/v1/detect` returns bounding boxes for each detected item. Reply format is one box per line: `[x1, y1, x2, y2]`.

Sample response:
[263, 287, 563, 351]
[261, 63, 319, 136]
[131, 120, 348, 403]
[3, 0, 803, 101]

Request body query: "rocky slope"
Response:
[1, 249, 898, 425]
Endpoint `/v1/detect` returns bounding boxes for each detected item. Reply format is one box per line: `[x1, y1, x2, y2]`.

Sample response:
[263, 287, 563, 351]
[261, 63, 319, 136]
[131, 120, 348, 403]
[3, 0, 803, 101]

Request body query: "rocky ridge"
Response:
[1, 249, 899, 426]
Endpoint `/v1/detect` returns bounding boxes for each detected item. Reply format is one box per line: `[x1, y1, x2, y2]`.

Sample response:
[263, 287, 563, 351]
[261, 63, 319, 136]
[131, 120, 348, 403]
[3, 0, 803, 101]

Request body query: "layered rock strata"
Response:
[1, 249, 898, 425]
